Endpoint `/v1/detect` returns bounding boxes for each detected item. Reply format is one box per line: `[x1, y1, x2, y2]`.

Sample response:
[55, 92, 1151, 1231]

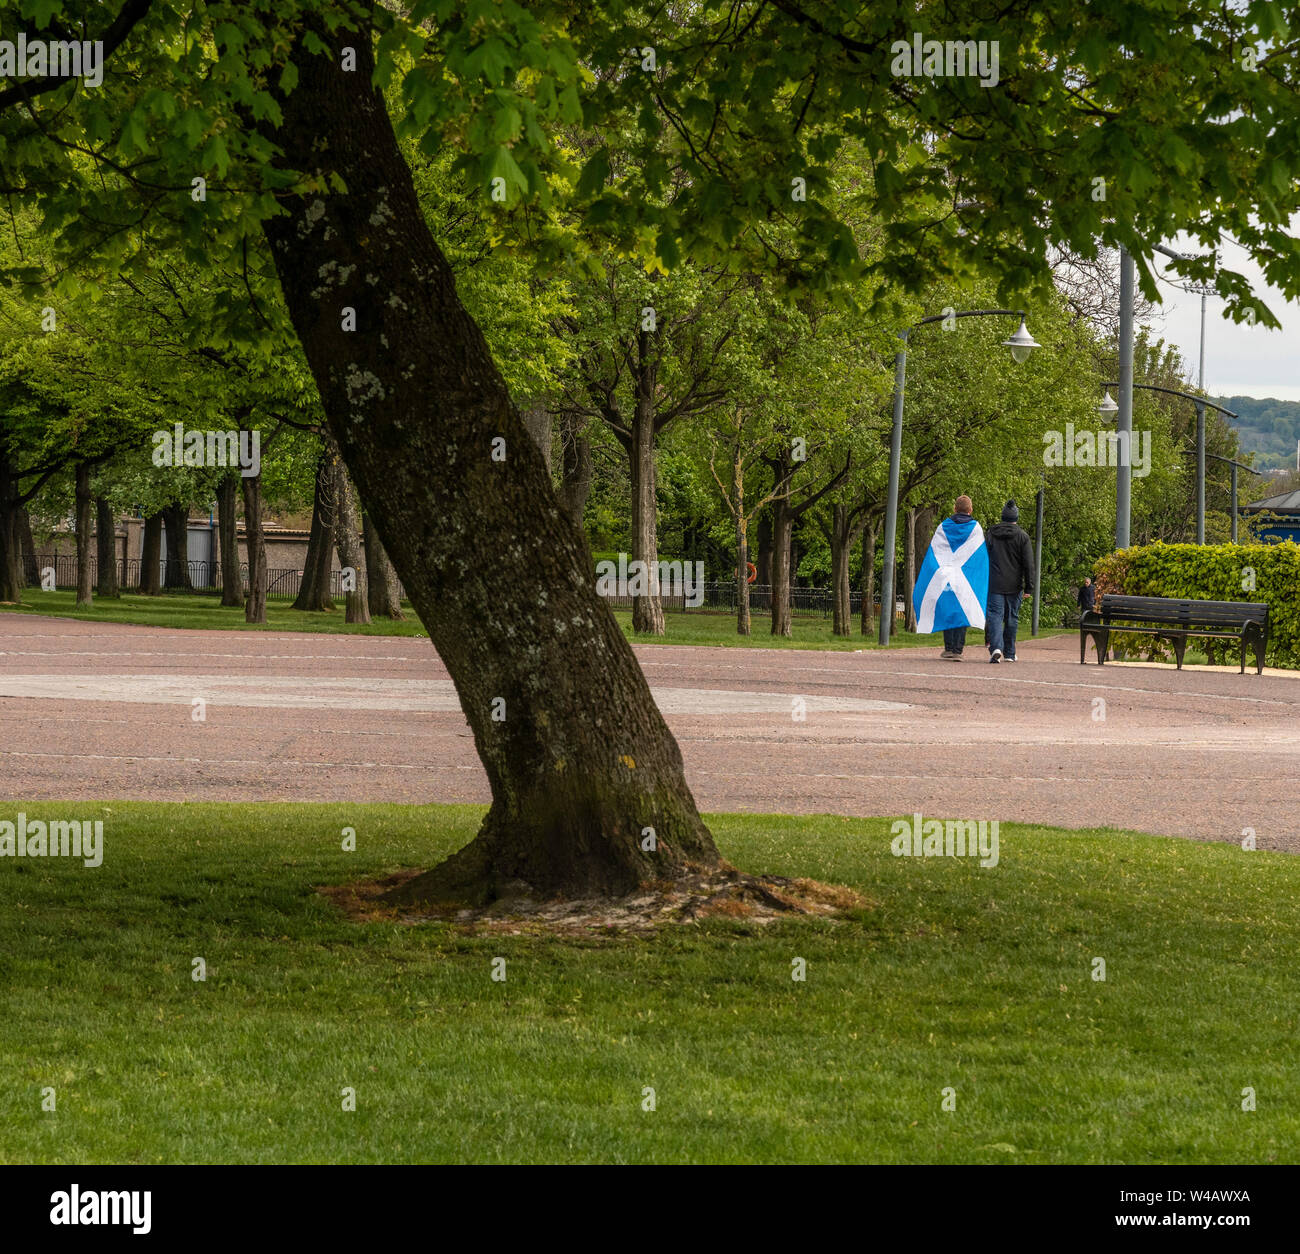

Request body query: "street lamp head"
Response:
[1002, 318, 1040, 363]
[1098, 389, 1120, 416]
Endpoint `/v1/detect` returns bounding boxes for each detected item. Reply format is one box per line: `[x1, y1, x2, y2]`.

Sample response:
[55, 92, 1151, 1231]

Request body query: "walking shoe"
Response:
[990, 649, 1003, 663]
[1004, 654, 1017, 662]
[940, 649, 956, 659]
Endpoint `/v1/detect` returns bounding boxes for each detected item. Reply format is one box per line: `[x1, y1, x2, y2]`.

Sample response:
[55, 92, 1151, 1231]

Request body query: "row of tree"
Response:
[0, 1, 1294, 902]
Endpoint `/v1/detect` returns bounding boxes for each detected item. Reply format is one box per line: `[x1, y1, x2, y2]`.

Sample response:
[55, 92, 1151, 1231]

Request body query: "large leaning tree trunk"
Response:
[363, 510, 403, 619]
[95, 497, 119, 598]
[260, 23, 718, 903]
[74, 462, 93, 607]
[330, 451, 370, 624]
[161, 502, 194, 591]
[293, 449, 336, 611]
[216, 472, 244, 607]
[241, 462, 268, 625]
[138, 511, 162, 595]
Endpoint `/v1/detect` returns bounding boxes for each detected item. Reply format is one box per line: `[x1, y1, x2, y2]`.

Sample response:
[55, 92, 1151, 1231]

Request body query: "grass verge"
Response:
[1, 802, 1293, 1163]
[0, 590, 1072, 651]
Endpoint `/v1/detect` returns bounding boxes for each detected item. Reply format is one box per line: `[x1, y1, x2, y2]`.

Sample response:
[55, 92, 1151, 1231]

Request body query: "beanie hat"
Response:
[1001, 500, 1019, 522]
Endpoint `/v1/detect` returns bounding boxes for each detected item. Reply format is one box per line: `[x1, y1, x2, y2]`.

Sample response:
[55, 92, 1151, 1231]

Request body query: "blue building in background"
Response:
[1241, 488, 1300, 544]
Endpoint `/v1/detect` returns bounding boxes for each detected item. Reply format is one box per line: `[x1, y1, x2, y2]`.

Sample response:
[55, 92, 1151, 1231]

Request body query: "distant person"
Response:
[1077, 576, 1095, 615]
[914, 494, 989, 660]
[984, 500, 1034, 663]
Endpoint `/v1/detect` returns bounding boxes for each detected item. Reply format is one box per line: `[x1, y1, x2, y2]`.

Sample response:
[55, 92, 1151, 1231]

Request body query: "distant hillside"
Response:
[1215, 396, 1300, 469]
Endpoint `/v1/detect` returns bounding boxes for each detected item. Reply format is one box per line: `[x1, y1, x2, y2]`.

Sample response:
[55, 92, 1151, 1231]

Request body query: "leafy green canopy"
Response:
[1, 1, 1297, 330]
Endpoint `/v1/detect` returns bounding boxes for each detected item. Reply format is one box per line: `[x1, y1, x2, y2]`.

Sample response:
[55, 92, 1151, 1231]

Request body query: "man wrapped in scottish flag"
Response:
[913, 495, 989, 660]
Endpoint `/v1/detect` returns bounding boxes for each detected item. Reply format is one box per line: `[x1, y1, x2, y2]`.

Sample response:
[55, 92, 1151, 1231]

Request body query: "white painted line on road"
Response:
[0, 674, 911, 715]
[855, 668, 1300, 708]
[0, 649, 430, 664]
[0, 749, 474, 771]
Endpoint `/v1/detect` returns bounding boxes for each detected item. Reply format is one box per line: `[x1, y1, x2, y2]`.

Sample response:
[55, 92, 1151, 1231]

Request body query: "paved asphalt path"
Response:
[2, 614, 1297, 851]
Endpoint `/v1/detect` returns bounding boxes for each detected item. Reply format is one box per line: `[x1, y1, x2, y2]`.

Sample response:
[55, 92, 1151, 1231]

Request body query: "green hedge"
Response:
[1092, 541, 1300, 669]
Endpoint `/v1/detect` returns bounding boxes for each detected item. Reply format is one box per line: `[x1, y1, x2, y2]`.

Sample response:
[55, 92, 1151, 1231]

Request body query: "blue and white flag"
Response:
[913, 516, 989, 632]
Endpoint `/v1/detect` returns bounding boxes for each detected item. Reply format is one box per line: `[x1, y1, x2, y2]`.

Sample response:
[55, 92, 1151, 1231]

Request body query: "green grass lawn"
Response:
[0, 589, 1071, 651]
[0, 590, 429, 636]
[1, 802, 1294, 1164]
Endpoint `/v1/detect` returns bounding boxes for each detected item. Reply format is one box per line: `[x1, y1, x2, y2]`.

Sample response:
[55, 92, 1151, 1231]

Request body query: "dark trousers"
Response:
[986, 592, 1022, 658]
[943, 627, 967, 654]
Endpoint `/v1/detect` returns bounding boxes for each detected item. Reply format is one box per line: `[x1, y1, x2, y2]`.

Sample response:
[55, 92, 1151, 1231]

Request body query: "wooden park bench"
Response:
[1080, 594, 1270, 674]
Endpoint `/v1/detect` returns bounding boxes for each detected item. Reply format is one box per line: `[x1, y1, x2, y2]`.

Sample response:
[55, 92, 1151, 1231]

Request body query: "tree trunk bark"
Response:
[903, 507, 918, 632]
[756, 512, 772, 586]
[241, 467, 268, 625]
[19, 504, 39, 588]
[363, 510, 403, 619]
[139, 512, 162, 595]
[770, 499, 793, 637]
[0, 510, 19, 601]
[0, 449, 22, 602]
[629, 375, 664, 635]
[860, 522, 876, 636]
[162, 502, 193, 591]
[557, 410, 592, 525]
[331, 453, 370, 624]
[735, 489, 750, 636]
[75, 463, 93, 607]
[521, 397, 552, 475]
[260, 21, 717, 902]
[293, 450, 336, 611]
[216, 473, 244, 607]
[95, 497, 119, 598]
[830, 504, 850, 637]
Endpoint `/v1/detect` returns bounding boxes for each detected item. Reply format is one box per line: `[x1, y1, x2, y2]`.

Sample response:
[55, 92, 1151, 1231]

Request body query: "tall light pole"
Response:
[1116, 246, 1135, 549]
[1031, 483, 1044, 637]
[1100, 383, 1236, 543]
[1114, 242, 1216, 549]
[1197, 453, 1254, 542]
[877, 309, 1040, 646]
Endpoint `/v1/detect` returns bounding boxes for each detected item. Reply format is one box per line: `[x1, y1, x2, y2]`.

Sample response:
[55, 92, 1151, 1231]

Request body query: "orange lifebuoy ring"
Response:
[736, 561, 757, 583]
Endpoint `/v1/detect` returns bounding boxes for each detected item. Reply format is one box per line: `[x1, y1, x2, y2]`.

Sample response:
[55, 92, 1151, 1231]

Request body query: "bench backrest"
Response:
[1099, 594, 1270, 628]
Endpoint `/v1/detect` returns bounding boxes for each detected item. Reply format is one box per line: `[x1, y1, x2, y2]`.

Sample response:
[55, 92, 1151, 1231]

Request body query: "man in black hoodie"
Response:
[985, 500, 1035, 663]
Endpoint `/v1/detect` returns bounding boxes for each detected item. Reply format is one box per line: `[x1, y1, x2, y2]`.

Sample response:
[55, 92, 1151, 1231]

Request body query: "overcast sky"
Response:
[1151, 230, 1300, 402]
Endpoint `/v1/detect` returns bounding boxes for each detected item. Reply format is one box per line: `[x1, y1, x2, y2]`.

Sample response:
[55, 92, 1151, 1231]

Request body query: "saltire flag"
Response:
[913, 515, 989, 632]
